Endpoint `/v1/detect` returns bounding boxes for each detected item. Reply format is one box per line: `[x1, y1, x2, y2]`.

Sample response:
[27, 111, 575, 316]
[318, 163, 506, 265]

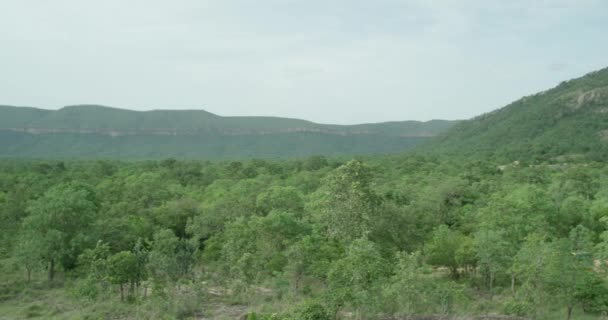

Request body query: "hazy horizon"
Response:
[2, 1, 607, 124]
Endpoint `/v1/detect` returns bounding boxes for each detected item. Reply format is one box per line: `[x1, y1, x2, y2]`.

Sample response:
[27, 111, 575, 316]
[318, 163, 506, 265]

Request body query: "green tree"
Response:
[107, 251, 139, 301]
[14, 234, 42, 282]
[383, 252, 434, 315]
[313, 160, 380, 243]
[285, 233, 342, 292]
[147, 229, 195, 290]
[153, 198, 201, 238]
[18, 183, 98, 280]
[474, 229, 510, 298]
[210, 211, 309, 287]
[546, 225, 594, 320]
[510, 233, 551, 311]
[327, 237, 389, 318]
[425, 225, 467, 277]
[77, 240, 111, 283]
[256, 186, 304, 215]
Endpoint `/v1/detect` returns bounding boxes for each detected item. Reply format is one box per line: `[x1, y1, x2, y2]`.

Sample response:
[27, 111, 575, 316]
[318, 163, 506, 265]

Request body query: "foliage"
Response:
[2, 146, 608, 318]
[16, 183, 98, 280]
[426, 67, 608, 162]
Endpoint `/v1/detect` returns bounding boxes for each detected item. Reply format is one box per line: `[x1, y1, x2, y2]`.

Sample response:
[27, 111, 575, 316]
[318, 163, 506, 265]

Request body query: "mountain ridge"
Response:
[0, 104, 457, 159]
[426, 67, 608, 161]
[0, 104, 455, 137]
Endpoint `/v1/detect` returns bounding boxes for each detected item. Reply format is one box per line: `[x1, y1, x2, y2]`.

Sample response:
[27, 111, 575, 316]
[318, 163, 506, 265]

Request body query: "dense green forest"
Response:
[2, 154, 608, 319]
[0, 105, 455, 159]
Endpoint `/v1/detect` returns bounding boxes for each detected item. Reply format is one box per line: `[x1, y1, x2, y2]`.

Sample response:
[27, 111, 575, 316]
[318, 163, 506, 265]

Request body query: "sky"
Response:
[1, 1, 607, 124]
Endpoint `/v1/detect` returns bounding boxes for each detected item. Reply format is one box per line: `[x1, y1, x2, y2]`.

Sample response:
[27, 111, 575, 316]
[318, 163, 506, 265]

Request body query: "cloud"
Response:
[547, 63, 568, 72]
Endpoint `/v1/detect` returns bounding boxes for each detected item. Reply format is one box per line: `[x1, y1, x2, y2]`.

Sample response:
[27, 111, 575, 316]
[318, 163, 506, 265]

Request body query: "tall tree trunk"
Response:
[451, 266, 459, 279]
[567, 305, 573, 320]
[489, 272, 494, 300]
[537, 280, 543, 307]
[48, 258, 55, 281]
[120, 284, 124, 302]
[511, 275, 515, 295]
[294, 272, 301, 293]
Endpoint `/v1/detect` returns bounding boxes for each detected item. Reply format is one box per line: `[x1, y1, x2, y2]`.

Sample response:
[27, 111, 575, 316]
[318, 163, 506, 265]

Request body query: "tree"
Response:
[0, 187, 29, 253]
[327, 237, 389, 318]
[132, 238, 149, 296]
[510, 233, 551, 311]
[546, 225, 594, 320]
[385, 253, 465, 316]
[256, 186, 304, 215]
[285, 233, 342, 292]
[77, 240, 111, 284]
[210, 211, 309, 287]
[18, 183, 97, 280]
[455, 235, 477, 275]
[314, 160, 380, 243]
[478, 186, 552, 247]
[153, 198, 201, 238]
[107, 251, 139, 301]
[303, 155, 329, 171]
[14, 235, 42, 282]
[424, 225, 467, 277]
[147, 229, 195, 290]
[474, 229, 510, 298]
[383, 252, 433, 315]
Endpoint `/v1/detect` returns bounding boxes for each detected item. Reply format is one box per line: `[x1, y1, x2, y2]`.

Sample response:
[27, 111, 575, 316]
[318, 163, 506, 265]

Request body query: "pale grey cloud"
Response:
[0, 0, 607, 124]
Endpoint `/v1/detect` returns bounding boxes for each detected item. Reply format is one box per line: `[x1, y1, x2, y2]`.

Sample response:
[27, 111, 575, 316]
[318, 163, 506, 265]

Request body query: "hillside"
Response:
[0, 105, 456, 159]
[427, 67, 608, 162]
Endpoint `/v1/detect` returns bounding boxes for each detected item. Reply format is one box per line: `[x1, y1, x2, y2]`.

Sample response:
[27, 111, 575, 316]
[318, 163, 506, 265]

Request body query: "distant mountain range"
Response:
[4, 67, 607, 160]
[427, 67, 608, 162]
[0, 105, 456, 159]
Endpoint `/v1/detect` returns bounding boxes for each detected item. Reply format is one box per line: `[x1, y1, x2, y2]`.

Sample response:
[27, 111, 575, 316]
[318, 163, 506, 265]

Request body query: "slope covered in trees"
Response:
[0, 105, 456, 159]
[427, 67, 608, 162]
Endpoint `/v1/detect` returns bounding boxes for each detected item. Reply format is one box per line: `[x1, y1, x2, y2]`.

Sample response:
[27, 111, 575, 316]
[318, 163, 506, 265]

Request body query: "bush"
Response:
[288, 300, 333, 320]
[70, 277, 100, 300]
[576, 271, 608, 314]
[503, 299, 533, 317]
[23, 304, 45, 318]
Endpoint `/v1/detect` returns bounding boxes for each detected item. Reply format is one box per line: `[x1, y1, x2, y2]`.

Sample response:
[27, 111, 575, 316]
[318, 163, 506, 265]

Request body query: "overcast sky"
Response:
[1, 1, 607, 124]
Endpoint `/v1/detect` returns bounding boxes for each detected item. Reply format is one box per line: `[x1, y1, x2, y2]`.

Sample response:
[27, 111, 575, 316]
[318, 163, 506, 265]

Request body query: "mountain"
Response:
[427, 67, 608, 162]
[0, 105, 456, 159]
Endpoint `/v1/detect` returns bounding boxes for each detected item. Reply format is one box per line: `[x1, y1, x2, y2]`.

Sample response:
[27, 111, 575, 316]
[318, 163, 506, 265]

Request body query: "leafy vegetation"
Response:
[427, 67, 608, 162]
[1, 153, 608, 319]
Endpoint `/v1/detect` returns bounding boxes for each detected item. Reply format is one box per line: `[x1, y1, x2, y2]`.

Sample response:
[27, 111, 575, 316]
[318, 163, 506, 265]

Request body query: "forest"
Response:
[2, 154, 608, 319]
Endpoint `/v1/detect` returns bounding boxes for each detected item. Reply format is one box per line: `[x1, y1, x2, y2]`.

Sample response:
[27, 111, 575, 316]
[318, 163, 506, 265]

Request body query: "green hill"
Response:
[0, 105, 456, 159]
[427, 67, 608, 162]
